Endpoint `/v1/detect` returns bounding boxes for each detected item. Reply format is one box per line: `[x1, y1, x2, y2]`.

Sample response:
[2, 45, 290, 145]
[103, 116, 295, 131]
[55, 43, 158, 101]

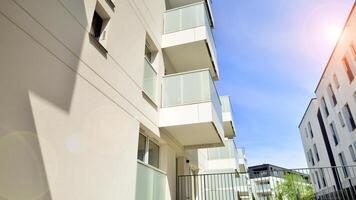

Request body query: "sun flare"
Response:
[324, 25, 343, 43]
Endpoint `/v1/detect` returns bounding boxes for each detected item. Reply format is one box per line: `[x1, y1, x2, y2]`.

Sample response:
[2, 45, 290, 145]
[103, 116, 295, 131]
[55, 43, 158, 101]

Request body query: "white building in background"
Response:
[199, 139, 251, 200]
[299, 2, 356, 197]
[0, 0, 237, 200]
[248, 164, 286, 200]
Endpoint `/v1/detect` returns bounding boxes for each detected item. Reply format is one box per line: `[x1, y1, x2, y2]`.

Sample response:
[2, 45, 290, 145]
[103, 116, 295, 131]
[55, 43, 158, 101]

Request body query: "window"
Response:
[338, 112, 345, 127]
[330, 122, 339, 146]
[304, 127, 308, 138]
[313, 144, 320, 162]
[312, 173, 317, 187]
[343, 57, 354, 82]
[327, 84, 337, 106]
[137, 134, 146, 162]
[319, 169, 327, 187]
[90, 2, 111, 50]
[137, 133, 160, 168]
[308, 149, 315, 166]
[315, 171, 321, 189]
[308, 122, 314, 138]
[145, 42, 153, 63]
[91, 11, 103, 39]
[342, 104, 356, 131]
[349, 144, 356, 162]
[321, 97, 329, 116]
[148, 140, 159, 167]
[338, 152, 349, 178]
[333, 74, 340, 89]
[142, 36, 158, 104]
[350, 42, 356, 60]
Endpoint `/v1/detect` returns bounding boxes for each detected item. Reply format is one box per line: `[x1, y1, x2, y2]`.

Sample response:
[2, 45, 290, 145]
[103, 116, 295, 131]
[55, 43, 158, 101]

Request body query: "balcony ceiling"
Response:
[163, 122, 222, 148]
[163, 39, 218, 80]
[166, 0, 203, 9]
[223, 112, 236, 139]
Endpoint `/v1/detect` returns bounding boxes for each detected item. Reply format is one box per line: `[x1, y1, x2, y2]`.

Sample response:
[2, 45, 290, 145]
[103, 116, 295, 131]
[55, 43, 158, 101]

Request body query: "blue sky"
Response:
[213, 0, 354, 168]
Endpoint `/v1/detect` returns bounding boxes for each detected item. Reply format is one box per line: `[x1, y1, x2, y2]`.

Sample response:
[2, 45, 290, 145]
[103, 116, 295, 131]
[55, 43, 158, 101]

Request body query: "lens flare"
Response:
[324, 24, 343, 44]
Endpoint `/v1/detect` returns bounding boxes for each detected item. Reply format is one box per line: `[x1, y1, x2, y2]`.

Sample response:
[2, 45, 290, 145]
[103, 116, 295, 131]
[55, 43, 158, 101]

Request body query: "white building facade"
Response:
[299, 2, 356, 197]
[0, 0, 237, 200]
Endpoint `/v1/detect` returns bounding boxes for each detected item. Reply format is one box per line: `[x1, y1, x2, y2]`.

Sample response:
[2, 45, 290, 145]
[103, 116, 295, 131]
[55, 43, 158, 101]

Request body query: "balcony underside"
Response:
[162, 122, 222, 148]
[162, 27, 218, 80]
[159, 102, 224, 148]
[223, 112, 236, 138]
[165, 0, 214, 27]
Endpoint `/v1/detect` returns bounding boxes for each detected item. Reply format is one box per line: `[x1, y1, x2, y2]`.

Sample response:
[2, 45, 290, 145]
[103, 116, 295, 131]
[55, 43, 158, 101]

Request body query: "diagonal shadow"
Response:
[0, 0, 88, 199]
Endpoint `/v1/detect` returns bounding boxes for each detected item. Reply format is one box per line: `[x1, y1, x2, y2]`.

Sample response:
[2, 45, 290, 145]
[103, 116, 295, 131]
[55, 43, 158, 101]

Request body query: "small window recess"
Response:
[89, 1, 113, 55]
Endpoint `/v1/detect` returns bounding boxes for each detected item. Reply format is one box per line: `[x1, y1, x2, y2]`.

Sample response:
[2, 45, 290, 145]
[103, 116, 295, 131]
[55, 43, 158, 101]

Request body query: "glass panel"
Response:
[164, 2, 209, 33]
[338, 112, 345, 127]
[145, 44, 152, 62]
[207, 139, 236, 160]
[220, 96, 232, 113]
[162, 70, 211, 107]
[164, 9, 180, 33]
[137, 134, 146, 162]
[162, 69, 223, 124]
[135, 162, 166, 200]
[148, 141, 159, 168]
[143, 58, 158, 103]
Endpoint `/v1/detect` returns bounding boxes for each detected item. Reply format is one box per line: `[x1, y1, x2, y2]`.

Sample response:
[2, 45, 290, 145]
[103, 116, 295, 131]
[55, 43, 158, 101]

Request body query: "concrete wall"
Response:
[299, 99, 335, 191]
[299, 3, 356, 193]
[0, 0, 174, 199]
[314, 7, 356, 169]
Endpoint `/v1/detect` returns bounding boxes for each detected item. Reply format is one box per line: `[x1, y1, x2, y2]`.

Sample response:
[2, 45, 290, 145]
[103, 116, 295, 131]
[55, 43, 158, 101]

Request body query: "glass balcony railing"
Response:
[162, 69, 222, 123]
[255, 184, 272, 191]
[220, 96, 232, 113]
[164, 2, 211, 34]
[143, 58, 158, 103]
[135, 161, 166, 200]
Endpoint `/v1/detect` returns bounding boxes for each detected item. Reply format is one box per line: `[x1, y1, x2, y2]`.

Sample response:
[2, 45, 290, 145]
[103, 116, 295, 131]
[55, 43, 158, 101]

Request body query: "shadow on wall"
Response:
[0, 0, 88, 199]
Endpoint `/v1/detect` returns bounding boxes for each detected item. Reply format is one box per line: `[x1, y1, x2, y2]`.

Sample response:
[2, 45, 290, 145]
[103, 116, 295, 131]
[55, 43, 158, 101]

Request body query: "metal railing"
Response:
[177, 165, 356, 200]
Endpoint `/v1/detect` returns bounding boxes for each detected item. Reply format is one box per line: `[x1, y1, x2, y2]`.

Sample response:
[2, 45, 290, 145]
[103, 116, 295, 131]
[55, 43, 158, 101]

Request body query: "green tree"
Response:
[274, 173, 314, 200]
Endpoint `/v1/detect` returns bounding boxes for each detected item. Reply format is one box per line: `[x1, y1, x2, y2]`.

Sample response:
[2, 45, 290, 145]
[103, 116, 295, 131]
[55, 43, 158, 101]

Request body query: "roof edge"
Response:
[298, 98, 318, 128]
[314, 2, 356, 93]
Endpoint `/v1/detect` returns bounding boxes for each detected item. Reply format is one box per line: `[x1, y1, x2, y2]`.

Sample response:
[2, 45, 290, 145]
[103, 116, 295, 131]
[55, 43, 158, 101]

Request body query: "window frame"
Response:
[327, 84, 337, 106]
[330, 122, 339, 146]
[137, 132, 160, 169]
[350, 42, 356, 60]
[349, 144, 356, 162]
[342, 56, 355, 83]
[308, 122, 314, 138]
[338, 152, 349, 178]
[89, 1, 112, 53]
[313, 144, 320, 162]
[321, 97, 329, 117]
[333, 74, 340, 89]
[338, 112, 346, 127]
[342, 104, 356, 132]
[142, 35, 159, 105]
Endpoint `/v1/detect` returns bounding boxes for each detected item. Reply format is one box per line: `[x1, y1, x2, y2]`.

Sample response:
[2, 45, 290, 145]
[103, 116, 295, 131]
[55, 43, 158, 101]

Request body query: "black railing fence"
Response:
[177, 165, 356, 200]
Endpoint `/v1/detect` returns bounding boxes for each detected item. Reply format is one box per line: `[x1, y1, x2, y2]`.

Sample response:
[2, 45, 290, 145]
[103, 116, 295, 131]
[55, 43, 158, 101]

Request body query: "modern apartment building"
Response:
[299, 2, 356, 197]
[248, 164, 286, 200]
[0, 0, 236, 200]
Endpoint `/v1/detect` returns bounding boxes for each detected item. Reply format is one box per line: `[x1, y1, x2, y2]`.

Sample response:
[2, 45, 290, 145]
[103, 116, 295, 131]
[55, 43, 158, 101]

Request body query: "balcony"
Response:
[220, 96, 236, 138]
[162, 2, 219, 80]
[165, 0, 214, 27]
[135, 161, 166, 200]
[159, 69, 224, 148]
